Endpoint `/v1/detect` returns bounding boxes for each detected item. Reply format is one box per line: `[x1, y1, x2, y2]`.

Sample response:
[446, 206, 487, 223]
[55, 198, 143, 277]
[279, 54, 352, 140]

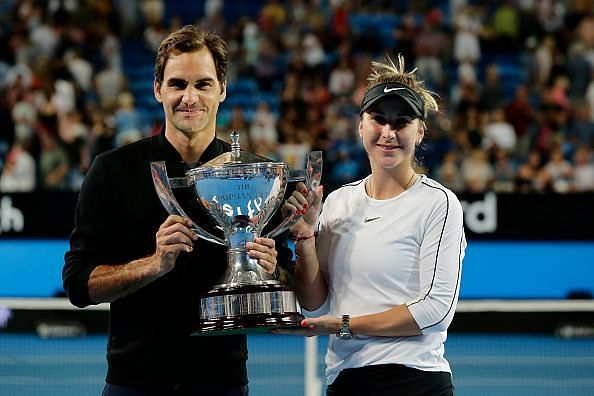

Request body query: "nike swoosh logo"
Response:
[364, 216, 381, 223]
[383, 87, 405, 93]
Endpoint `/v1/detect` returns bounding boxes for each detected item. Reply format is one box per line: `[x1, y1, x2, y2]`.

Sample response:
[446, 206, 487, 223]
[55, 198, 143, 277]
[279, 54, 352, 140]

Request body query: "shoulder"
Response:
[88, 136, 156, 183]
[417, 176, 463, 213]
[96, 136, 154, 163]
[326, 178, 365, 203]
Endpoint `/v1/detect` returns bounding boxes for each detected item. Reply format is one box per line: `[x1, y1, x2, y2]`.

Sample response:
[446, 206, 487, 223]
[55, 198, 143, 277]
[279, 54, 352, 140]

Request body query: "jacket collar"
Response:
[152, 126, 231, 176]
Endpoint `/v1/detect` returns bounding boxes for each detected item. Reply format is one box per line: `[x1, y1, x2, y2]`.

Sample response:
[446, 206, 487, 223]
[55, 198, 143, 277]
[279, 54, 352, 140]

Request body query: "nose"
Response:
[380, 124, 396, 141]
[182, 86, 199, 106]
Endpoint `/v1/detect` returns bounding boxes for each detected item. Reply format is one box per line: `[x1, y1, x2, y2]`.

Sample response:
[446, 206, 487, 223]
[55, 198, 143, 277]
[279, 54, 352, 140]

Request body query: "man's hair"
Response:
[366, 54, 438, 119]
[154, 25, 228, 89]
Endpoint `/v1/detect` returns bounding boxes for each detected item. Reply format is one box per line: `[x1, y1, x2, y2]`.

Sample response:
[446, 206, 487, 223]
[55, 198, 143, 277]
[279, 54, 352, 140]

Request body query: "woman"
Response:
[283, 55, 466, 395]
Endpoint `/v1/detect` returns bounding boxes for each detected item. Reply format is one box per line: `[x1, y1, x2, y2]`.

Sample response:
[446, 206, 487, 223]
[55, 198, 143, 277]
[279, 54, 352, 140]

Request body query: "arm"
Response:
[290, 189, 466, 338]
[284, 183, 327, 311]
[297, 304, 421, 337]
[63, 156, 194, 306]
[405, 190, 465, 334]
[294, 236, 328, 311]
[88, 215, 197, 303]
[64, 154, 280, 306]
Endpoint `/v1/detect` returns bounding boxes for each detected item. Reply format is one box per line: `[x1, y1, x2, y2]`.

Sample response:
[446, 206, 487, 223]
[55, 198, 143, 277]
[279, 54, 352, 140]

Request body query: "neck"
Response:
[165, 128, 214, 163]
[367, 168, 417, 200]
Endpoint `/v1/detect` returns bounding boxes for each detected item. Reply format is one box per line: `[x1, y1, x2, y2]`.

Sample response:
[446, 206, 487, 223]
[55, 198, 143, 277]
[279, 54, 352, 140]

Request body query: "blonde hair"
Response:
[366, 54, 439, 119]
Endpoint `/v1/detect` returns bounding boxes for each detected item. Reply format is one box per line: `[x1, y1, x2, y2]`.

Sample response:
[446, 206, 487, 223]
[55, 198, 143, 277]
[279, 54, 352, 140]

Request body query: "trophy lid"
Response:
[201, 131, 275, 168]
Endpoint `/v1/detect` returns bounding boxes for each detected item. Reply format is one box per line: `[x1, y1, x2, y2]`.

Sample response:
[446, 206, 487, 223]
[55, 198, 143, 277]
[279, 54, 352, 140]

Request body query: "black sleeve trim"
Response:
[407, 182, 462, 330]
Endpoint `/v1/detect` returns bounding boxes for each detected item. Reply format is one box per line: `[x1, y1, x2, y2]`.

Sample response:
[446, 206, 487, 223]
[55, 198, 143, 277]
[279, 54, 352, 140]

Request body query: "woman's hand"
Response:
[271, 315, 340, 337]
[282, 182, 323, 238]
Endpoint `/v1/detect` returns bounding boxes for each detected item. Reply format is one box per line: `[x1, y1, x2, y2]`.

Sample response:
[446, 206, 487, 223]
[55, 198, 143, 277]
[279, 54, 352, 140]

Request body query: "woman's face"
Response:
[358, 96, 423, 171]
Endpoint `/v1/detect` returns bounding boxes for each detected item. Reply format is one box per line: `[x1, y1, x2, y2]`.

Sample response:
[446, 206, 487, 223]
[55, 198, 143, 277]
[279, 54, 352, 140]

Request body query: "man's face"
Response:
[154, 47, 226, 138]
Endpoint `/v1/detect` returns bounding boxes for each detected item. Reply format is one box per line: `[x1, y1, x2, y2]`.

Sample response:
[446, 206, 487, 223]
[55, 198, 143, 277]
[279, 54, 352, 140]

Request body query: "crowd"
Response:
[1, 0, 594, 195]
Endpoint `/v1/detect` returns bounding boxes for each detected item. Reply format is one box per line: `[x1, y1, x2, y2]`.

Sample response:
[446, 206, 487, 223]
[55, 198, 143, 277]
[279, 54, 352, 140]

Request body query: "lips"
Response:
[177, 108, 203, 114]
[377, 144, 401, 150]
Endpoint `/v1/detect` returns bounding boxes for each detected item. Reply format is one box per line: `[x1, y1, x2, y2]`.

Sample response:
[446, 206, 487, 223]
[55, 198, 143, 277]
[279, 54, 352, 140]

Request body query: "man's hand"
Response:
[153, 215, 198, 276]
[247, 237, 278, 275]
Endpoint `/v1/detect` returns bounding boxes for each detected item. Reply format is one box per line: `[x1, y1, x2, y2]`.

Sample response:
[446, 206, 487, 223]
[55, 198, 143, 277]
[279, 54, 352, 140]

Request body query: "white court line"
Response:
[456, 378, 594, 387]
[0, 298, 109, 311]
[456, 299, 594, 312]
[2, 298, 594, 312]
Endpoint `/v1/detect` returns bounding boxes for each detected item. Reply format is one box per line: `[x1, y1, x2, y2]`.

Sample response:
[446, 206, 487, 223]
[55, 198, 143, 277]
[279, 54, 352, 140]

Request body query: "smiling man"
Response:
[63, 25, 291, 396]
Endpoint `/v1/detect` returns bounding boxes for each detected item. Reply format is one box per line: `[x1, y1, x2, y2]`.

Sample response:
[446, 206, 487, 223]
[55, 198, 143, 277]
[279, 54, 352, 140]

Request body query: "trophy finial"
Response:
[230, 131, 240, 161]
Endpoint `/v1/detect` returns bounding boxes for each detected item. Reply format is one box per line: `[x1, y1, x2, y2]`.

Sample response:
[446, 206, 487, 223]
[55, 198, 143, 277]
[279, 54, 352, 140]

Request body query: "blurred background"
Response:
[0, 0, 593, 395]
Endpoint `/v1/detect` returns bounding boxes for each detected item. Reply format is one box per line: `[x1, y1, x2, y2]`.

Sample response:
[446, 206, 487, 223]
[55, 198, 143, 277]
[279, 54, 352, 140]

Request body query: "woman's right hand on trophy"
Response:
[282, 182, 323, 238]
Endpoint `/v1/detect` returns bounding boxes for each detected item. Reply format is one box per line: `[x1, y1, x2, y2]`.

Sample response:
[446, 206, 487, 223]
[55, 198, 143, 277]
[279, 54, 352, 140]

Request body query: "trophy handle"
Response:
[150, 161, 226, 246]
[264, 150, 323, 239]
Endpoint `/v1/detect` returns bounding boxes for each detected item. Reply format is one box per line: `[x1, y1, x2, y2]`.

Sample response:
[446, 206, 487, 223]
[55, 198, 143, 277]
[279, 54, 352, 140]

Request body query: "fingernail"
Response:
[301, 321, 308, 328]
[302, 188, 308, 195]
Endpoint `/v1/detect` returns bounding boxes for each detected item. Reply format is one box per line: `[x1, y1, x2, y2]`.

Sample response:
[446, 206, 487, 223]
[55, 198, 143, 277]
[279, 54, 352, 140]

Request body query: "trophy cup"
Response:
[150, 132, 322, 335]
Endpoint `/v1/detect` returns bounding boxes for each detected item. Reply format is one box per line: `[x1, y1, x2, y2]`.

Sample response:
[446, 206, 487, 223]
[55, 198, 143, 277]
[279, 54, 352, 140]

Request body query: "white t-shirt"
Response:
[311, 175, 466, 385]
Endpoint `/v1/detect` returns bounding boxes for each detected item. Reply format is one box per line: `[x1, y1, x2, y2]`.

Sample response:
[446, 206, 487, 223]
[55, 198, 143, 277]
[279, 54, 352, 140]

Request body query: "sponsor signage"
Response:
[1, 191, 592, 240]
[0, 192, 78, 238]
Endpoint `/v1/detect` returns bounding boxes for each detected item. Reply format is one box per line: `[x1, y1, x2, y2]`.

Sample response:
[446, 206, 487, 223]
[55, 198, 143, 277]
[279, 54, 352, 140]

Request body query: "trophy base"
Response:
[192, 312, 304, 336]
[193, 283, 304, 336]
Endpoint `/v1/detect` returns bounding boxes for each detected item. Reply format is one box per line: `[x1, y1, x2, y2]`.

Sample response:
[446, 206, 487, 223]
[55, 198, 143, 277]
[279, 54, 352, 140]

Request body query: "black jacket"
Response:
[63, 129, 293, 392]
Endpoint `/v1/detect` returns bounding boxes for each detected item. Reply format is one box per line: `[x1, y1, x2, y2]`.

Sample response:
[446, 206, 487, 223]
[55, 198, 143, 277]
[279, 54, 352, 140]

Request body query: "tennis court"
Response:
[1, 331, 593, 396]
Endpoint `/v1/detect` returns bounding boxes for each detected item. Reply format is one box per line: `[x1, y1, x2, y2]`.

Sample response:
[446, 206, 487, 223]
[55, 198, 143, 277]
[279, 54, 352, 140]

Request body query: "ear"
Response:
[358, 118, 363, 139]
[219, 81, 227, 102]
[153, 80, 162, 103]
[416, 124, 425, 146]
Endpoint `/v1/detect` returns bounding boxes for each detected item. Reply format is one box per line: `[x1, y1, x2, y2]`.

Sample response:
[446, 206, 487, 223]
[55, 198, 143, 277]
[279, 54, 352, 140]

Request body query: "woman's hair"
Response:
[153, 25, 228, 90]
[366, 54, 439, 120]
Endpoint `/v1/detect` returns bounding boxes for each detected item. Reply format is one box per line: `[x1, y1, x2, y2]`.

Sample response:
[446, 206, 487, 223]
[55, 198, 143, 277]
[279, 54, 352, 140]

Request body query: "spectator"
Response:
[453, 4, 482, 64]
[482, 107, 517, 153]
[544, 146, 573, 193]
[505, 84, 536, 155]
[250, 101, 278, 148]
[479, 63, 505, 112]
[328, 56, 355, 98]
[572, 145, 594, 192]
[0, 142, 36, 192]
[461, 148, 494, 192]
[515, 149, 549, 193]
[114, 91, 145, 147]
[567, 101, 594, 147]
[38, 132, 70, 190]
[492, 149, 516, 192]
[436, 149, 465, 193]
[94, 65, 125, 112]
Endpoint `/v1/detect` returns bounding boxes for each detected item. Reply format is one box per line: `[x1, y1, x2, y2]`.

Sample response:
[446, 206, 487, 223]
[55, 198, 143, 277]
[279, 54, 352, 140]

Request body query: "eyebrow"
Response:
[166, 77, 217, 85]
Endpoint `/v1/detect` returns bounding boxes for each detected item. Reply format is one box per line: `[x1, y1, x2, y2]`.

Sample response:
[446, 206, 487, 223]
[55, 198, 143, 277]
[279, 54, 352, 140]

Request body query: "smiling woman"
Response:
[283, 54, 466, 396]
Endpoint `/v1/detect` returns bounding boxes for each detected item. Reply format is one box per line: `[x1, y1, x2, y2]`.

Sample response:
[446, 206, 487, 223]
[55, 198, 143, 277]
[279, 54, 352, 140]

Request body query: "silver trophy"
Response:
[151, 132, 322, 335]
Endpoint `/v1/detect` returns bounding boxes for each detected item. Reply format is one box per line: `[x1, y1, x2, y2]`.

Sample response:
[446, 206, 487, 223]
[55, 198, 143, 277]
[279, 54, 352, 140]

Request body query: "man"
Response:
[63, 25, 290, 395]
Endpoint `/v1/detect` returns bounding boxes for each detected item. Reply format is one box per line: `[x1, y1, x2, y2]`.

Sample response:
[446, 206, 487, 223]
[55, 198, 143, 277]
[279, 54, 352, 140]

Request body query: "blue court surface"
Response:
[1, 333, 593, 396]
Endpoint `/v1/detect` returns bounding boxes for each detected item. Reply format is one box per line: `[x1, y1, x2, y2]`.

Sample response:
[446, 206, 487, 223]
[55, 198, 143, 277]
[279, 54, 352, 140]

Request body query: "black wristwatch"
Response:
[336, 314, 353, 340]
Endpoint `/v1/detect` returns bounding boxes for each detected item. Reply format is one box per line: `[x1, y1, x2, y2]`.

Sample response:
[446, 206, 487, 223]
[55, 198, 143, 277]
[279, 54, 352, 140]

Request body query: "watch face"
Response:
[338, 314, 352, 339]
